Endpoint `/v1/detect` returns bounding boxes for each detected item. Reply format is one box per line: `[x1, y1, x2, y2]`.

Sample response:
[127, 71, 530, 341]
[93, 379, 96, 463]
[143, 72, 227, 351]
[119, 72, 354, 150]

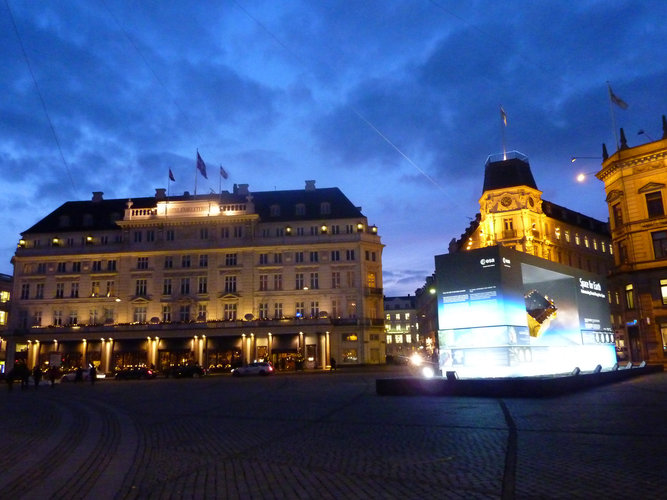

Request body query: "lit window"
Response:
[661, 279, 667, 306]
[645, 191, 664, 218]
[652, 231, 667, 259]
[625, 284, 635, 310]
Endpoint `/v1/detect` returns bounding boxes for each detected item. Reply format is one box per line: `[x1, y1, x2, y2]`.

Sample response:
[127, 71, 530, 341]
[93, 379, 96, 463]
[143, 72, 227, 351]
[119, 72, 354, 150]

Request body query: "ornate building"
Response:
[597, 118, 667, 364]
[451, 151, 612, 277]
[383, 295, 423, 361]
[8, 181, 385, 374]
[0, 273, 11, 374]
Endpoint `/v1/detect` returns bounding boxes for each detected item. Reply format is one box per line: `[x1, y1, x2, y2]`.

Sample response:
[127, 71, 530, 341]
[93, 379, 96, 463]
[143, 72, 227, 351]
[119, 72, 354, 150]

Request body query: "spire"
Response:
[602, 143, 609, 160]
[619, 128, 628, 150]
[662, 115, 667, 140]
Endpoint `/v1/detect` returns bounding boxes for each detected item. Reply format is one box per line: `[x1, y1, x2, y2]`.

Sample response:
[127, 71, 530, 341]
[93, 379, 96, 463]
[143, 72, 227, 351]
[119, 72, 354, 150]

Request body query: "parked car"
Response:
[164, 364, 205, 378]
[60, 368, 105, 382]
[114, 367, 156, 380]
[231, 361, 274, 377]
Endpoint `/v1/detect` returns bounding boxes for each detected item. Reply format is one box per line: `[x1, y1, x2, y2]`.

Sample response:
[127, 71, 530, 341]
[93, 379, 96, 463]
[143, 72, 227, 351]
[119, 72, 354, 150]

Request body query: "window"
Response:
[386, 335, 393, 344]
[57, 262, 67, 273]
[220, 303, 235, 320]
[259, 303, 269, 319]
[346, 250, 355, 261]
[259, 274, 268, 291]
[612, 203, 623, 228]
[32, 310, 42, 327]
[135, 279, 147, 296]
[221, 227, 230, 239]
[53, 310, 63, 326]
[21, 283, 30, 300]
[88, 309, 98, 325]
[584, 236, 589, 248]
[103, 308, 114, 323]
[273, 302, 283, 319]
[296, 273, 305, 289]
[331, 299, 339, 318]
[146, 230, 155, 242]
[179, 305, 191, 322]
[332, 271, 341, 289]
[163, 279, 172, 295]
[235, 226, 244, 238]
[646, 191, 664, 218]
[164, 256, 173, 269]
[331, 225, 340, 234]
[295, 301, 305, 318]
[137, 257, 149, 269]
[133, 307, 146, 323]
[310, 272, 319, 289]
[180, 278, 190, 295]
[181, 255, 191, 268]
[70, 282, 79, 298]
[224, 276, 237, 293]
[72, 262, 81, 272]
[295, 203, 305, 216]
[37, 263, 46, 274]
[35, 283, 44, 299]
[342, 333, 358, 342]
[270, 204, 281, 216]
[259, 253, 269, 265]
[133, 231, 142, 243]
[197, 304, 207, 321]
[92, 260, 102, 272]
[310, 301, 319, 318]
[661, 279, 667, 306]
[575, 234, 581, 245]
[200, 227, 209, 239]
[331, 250, 340, 262]
[199, 254, 208, 267]
[198, 277, 208, 294]
[310, 251, 318, 263]
[296, 227, 304, 236]
[106, 280, 115, 297]
[225, 253, 237, 266]
[346, 271, 355, 287]
[346, 224, 354, 234]
[274, 274, 283, 291]
[273, 253, 282, 264]
[107, 260, 117, 271]
[56, 283, 65, 298]
[162, 305, 171, 322]
[661, 324, 667, 353]
[367, 272, 376, 288]
[166, 229, 175, 241]
[320, 202, 331, 215]
[652, 231, 667, 259]
[295, 251, 304, 263]
[275, 228, 284, 237]
[625, 284, 635, 310]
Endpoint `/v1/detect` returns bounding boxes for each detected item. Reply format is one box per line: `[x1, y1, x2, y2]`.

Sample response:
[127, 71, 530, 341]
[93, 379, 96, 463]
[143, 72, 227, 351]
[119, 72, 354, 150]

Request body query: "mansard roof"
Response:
[483, 151, 538, 192]
[22, 186, 364, 235]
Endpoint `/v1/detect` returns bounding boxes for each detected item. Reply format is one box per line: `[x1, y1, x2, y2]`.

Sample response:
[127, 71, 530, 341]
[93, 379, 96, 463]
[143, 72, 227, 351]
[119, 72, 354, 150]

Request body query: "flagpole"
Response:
[219, 164, 222, 196]
[607, 82, 619, 152]
[194, 149, 199, 195]
[500, 106, 507, 160]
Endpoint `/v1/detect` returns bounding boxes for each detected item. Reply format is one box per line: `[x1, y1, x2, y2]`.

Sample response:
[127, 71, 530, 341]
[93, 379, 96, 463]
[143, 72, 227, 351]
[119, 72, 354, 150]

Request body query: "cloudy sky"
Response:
[1, 1, 666, 296]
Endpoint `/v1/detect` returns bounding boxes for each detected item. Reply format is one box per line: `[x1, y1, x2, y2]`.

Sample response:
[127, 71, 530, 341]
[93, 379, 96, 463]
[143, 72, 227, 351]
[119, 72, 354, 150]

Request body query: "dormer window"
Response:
[58, 215, 70, 228]
[83, 214, 94, 226]
[320, 202, 331, 215]
[295, 203, 306, 216]
[270, 204, 281, 217]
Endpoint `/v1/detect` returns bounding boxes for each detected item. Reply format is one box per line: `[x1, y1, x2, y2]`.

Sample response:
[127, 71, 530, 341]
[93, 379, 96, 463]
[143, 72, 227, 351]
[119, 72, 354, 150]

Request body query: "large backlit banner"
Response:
[435, 246, 616, 377]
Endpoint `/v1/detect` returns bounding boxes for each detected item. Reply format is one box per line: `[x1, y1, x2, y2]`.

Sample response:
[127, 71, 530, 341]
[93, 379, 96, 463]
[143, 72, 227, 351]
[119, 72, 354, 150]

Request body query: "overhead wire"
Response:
[5, 0, 76, 190]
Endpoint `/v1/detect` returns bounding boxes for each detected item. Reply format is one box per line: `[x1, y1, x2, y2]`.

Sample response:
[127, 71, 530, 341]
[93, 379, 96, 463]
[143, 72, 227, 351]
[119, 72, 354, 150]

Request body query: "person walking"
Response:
[89, 364, 97, 385]
[330, 357, 337, 371]
[32, 365, 43, 389]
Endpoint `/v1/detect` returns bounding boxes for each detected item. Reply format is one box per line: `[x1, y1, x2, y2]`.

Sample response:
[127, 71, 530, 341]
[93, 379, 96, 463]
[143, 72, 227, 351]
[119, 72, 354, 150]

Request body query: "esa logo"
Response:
[480, 258, 495, 266]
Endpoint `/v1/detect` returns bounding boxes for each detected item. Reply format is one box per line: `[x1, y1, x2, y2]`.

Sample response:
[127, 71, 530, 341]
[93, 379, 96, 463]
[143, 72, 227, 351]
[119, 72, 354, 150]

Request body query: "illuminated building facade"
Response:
[597, 118, 667, 364]
[451, 151, 612, 277]
[0, 273, 11, 374]
[8, 181, 385, 373]
[383, 295, 422, 361]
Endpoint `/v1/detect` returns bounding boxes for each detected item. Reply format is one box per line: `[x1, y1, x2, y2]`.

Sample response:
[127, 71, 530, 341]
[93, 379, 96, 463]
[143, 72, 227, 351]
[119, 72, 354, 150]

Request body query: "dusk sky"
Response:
[2, 1, 666, 296]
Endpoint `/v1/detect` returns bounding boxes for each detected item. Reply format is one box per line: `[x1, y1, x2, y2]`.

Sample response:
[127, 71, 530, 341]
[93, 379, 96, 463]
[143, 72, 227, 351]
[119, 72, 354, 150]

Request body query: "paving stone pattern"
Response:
[1, 369, 665, 499]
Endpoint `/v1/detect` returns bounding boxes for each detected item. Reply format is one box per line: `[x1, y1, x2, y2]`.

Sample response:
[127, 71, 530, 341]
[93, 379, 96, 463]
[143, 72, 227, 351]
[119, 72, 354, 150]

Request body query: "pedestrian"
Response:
[33, 365, 43, 389]
[89, 364, 97, 385]
[48, 366, 58, 388]
[75, 366, 83, 383]
[7, 367, 14, 392]
[330, 356, 337, 371]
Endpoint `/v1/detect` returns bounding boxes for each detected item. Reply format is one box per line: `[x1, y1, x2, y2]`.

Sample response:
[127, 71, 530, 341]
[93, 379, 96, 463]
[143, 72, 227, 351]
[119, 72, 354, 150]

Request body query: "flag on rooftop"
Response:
[608, 84, 628, 110]
[220, 165, 229, 179]
[500, 106, 507, 126]
[196, 151, 208, 179]
[168, 169, 175, 182]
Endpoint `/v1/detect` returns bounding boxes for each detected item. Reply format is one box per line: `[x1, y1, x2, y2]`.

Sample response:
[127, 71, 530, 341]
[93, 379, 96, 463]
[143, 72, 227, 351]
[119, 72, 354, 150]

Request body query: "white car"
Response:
[231, 361, 274, 377]
[60, 369, 105, 382]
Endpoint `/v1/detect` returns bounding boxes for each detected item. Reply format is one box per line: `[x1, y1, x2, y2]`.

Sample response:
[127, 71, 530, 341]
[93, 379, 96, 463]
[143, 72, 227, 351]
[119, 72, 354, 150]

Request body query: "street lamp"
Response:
[571, 156, 601, 182]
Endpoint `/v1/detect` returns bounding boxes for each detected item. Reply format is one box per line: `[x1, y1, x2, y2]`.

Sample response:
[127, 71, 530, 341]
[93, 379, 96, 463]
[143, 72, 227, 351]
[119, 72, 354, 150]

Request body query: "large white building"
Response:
[8, 181, 385, 373]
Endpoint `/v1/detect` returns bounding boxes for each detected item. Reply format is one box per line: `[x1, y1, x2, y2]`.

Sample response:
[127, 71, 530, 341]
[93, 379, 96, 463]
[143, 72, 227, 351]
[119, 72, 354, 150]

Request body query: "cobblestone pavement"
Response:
[1, 368, 665, 499]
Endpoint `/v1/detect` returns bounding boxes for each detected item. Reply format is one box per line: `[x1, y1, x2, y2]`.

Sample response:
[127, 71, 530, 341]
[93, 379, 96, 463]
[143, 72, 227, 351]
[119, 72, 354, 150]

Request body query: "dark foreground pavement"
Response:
[1, 367, 665, 499]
